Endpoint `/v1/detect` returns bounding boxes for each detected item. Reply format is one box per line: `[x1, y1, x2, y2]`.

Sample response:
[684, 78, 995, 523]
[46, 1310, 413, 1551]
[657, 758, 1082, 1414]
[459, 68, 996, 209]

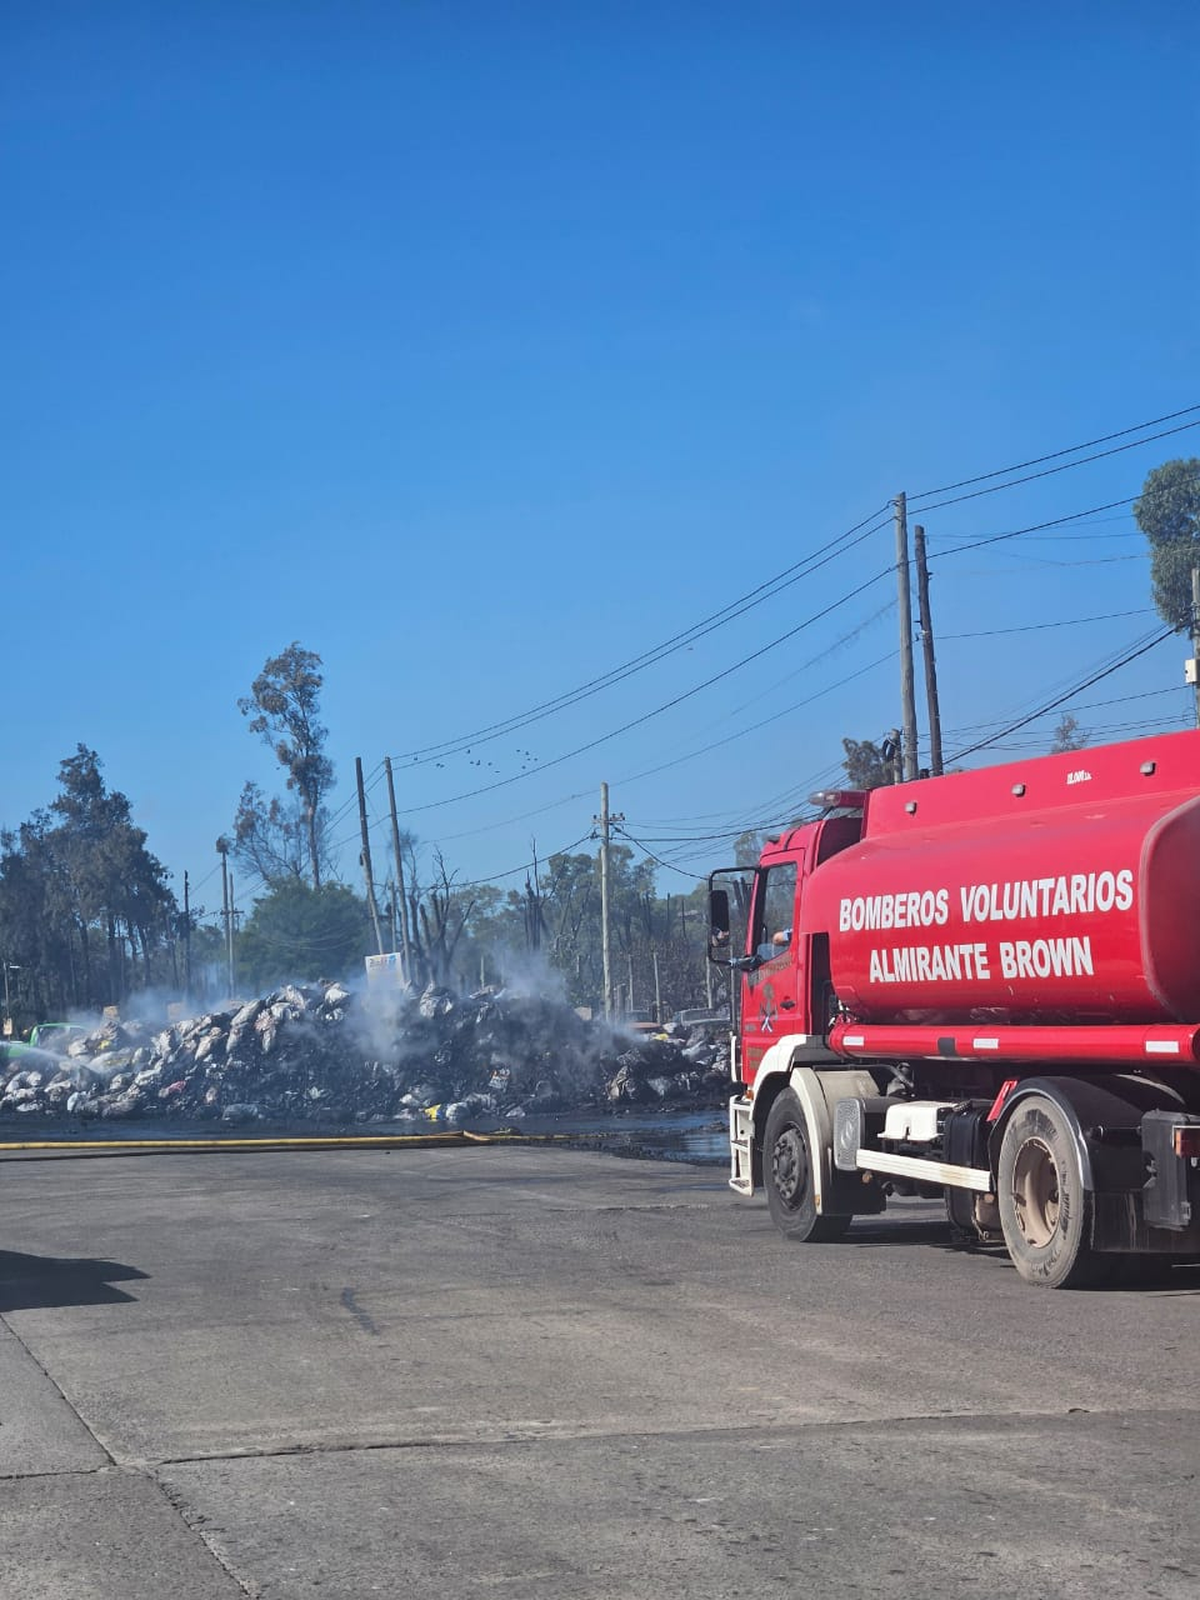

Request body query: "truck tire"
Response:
[997, 1094, 1100, 1289]
[763, 1089, 850, 1243]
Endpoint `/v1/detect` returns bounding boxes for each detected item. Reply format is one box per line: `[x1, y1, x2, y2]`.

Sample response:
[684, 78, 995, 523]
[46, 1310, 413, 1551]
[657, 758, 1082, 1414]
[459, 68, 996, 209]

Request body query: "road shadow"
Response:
[839, 1222, 1200, 1292]
[841, 1219, 957, 1248]
[0, 1250, 148, 1312]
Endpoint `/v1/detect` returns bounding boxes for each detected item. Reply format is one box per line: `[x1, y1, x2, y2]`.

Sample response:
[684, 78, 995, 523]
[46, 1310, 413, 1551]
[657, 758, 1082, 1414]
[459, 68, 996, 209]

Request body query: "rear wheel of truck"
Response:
[997, 1095, 1100, 1288]
[763, 1089, 850, 1243]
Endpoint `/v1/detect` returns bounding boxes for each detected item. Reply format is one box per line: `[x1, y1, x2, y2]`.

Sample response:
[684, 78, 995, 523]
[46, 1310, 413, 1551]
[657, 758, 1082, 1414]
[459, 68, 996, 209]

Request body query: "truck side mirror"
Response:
[708, 889, 732, 964]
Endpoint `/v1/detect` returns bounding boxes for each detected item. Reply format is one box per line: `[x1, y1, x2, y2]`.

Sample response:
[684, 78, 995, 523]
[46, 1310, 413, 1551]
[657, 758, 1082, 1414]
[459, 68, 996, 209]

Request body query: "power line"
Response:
[427, 787, 595, 845]
[933, 497, 1137, 559]
[941, 607, 1148, 641]
[315, 407, 1197, 876]
[395, 408, 1194, 774]
[392, 567, 894, 817]
[908, 402, 1200, 501]
[389, 506, 894, 766]
[908, 420, 1200, 514]
[951, 551, 1143, 573]
[941, 626, 1179, 743]
[453, 833, 594, 889]
[586, 600, 897, 799]
[614, 825, 709, 882]
[611, 651, 895, 793]
[946, 628, 1176, 764]
[349, 409, 1194, 829]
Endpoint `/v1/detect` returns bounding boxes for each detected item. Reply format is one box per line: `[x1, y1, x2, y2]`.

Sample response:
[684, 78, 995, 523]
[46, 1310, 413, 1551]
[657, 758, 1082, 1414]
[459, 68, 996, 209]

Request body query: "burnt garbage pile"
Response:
[0, 983, 729, 1125]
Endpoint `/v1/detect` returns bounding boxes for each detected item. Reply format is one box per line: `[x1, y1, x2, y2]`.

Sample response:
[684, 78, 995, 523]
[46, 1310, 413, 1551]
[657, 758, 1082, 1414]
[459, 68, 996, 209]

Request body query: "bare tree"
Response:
[415, 852, 475, 985]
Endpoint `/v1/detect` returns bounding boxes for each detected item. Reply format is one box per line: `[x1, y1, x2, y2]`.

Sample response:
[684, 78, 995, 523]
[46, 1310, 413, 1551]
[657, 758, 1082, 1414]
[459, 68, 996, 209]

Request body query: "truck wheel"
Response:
[997, 1095, 1099, 1288]
[763, 1089, 850, 1243]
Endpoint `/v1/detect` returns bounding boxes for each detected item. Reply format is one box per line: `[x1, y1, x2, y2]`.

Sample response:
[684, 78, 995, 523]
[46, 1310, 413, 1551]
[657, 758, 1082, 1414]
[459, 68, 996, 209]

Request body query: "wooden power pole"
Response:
[894, 492, 920, 780]
[594, 782, 623, 1021]
[356, 757, 385, 956]
[913, 524, 944, 775]
[217, 838, 234, 998]
[183, 870, 192, 1003]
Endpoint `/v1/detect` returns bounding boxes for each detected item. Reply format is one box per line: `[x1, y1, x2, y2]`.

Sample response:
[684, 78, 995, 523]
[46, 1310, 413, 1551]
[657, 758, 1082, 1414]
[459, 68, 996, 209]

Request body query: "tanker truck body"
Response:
[707, 729, 1200, 1287]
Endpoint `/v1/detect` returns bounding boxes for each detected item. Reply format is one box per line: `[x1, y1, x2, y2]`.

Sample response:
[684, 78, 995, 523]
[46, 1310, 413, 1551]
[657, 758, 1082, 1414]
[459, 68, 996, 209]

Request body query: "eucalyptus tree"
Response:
[1135, 459, 1200, 631]
[236, 642, 335, 889]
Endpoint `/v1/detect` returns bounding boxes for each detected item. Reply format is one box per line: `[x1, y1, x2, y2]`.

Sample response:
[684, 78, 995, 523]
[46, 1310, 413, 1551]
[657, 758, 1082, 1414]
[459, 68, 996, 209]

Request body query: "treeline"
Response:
[228, 841, 715, 1016]
[0, 747, 185, 1020]
[0, 747, 716, 1029]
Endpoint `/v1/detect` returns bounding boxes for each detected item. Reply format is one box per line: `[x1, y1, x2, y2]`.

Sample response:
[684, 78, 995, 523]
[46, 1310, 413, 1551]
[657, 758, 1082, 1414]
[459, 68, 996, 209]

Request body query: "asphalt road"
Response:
[0, 1141, 1197, 1599]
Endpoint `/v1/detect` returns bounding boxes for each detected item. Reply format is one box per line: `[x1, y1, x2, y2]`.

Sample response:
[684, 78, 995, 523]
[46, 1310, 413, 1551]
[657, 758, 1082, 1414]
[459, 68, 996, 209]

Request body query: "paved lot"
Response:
[0, 1142, 1197, 1598]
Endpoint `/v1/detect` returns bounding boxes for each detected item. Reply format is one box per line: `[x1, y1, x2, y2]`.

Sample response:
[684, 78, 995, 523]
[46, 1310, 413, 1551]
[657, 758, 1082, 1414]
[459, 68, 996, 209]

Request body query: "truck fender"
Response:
[780, 1064, 883, 1216]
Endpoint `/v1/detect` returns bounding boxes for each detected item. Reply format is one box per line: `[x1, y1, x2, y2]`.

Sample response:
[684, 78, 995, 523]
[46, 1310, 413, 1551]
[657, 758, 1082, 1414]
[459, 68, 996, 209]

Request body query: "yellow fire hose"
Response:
[0, 1129, 588, 1160]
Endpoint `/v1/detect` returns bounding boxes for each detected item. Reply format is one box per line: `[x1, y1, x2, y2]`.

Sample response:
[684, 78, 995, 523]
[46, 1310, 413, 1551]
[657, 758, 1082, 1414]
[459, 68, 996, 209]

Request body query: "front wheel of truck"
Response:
[763, 1089, 850, 1243]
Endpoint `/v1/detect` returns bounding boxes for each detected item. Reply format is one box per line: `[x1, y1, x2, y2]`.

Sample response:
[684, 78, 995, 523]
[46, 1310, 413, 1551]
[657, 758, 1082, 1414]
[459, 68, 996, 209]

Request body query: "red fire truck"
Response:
[707, 729, 1200, 1287]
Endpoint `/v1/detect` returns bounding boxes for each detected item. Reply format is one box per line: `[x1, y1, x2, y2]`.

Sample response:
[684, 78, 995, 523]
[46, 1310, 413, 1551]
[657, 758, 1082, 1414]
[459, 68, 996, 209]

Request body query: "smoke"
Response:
[1, 972, 728, 1126]
[482, 949, 569, 1003]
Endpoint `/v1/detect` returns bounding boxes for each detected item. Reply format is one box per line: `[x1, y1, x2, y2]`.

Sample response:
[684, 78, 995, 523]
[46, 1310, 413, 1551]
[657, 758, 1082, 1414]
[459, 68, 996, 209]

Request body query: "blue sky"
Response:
[3, 2, 1198, 925]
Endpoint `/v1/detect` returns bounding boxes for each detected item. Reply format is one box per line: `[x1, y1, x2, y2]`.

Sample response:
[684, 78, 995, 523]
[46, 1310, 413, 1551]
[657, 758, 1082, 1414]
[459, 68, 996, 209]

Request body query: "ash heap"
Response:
[0, 983, 729, 1126]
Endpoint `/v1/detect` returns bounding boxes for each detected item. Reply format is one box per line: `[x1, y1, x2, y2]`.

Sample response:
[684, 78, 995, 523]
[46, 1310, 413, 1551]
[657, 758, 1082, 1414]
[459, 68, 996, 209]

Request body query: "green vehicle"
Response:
[27, 1022, 89, 1052]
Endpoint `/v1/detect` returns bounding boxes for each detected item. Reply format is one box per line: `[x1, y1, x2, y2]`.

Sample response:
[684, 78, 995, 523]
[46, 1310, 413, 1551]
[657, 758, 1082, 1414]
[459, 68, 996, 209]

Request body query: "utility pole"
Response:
[183, 870, 192, 1004]
[217, 838, 234, 999]
[913, 524, 944, 775]
[230, 876, 240, 985]
[356, 757, 385, 956]
[2, 961, 18, 1029]
[229, 874, 238, 996]
[627, 953, 635, 1016]
[894, 493, 920, 780]
[593, 782, 623, 1021]
[1191, 568, 1200, 730]
[653, 950, 662, 1023]
[384, 757, 413, 973]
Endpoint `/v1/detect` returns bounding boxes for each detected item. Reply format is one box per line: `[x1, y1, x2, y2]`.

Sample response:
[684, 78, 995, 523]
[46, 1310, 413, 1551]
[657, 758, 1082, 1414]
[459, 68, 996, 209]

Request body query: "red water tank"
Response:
[799, 732, 1200, 1026]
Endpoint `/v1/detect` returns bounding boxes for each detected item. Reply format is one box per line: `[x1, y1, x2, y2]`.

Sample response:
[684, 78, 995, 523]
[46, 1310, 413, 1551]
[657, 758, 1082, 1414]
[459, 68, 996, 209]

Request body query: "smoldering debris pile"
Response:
[0, 983, 729, 1126]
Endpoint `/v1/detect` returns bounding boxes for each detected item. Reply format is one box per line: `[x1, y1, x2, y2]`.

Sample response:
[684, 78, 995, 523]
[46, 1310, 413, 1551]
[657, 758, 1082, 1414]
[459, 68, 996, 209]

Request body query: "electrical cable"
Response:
[445, 833, 594, 890]
[940, 607, 1148, 641]
[368, 406, 1197, 787]
[908, 421, 1200, 515]
[941, 625, 1178, 742]
[610, 650, 896, 792]
[321, 410, 1195, 853]
[613, 825, 710, 881]
[256, 406, 1197, 892]
[392, 567, 893, 816]
[387, 507, 894, 767]
[933, 498, 1137, 559]
[908, 403, 1200, 501]
[945, 629, 1177, 764]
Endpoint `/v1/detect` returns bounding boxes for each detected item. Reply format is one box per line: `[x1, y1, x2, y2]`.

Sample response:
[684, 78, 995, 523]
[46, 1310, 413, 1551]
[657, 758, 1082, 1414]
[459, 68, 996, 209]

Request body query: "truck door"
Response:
[742, 857, 802, 1084]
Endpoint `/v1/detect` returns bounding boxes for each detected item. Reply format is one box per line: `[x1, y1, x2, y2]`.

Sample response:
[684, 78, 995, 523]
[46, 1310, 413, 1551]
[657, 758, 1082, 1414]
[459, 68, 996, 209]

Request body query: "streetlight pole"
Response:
[2, 961, 20, 1034]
